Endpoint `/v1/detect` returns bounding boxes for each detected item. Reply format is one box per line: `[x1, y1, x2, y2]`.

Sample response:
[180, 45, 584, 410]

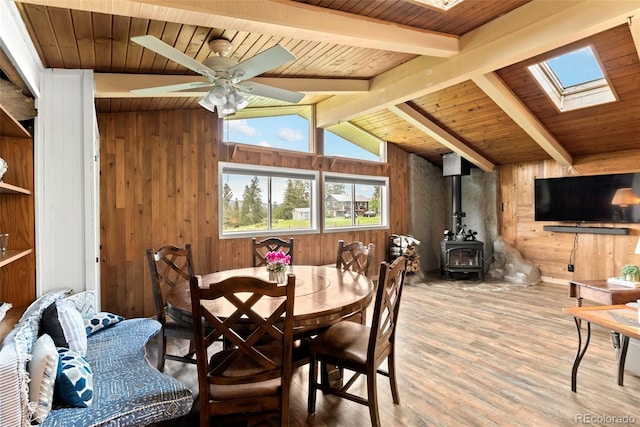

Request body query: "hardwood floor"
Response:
[151, 273, 640, 426]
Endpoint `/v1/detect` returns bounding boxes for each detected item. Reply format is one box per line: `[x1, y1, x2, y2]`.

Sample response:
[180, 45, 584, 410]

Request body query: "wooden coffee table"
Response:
[569, 279, 640, 306]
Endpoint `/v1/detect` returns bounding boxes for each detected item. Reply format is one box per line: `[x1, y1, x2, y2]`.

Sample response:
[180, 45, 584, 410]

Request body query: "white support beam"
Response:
[473, 72, 573, 167]
[389, 103, 494, 172]
[0, 0, 43, 97]
[629, 15, 640, 59]
[316, 1, 640, 127]
[94, 73, 369, 98]
[19, 0, 458, 57]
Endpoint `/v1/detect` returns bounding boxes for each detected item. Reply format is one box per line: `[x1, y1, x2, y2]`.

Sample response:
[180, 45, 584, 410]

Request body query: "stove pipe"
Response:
[452, 175, 463, 234]
[442, 152, 470, 235]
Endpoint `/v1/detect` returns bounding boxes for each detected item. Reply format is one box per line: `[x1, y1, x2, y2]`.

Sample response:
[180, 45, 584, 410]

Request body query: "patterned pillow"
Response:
[55, 347, 93, 407]
[28, 334, 58, 423]
[41, 299, 88, 356]
[64, 291, 97, 317]
[84, 312, 125, 336]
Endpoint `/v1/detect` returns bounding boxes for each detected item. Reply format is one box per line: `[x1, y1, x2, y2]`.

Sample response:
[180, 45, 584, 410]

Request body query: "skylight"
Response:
[546, 47, 604, 87]
[406, 0, 465, 11]
[528, 45, 616, 112]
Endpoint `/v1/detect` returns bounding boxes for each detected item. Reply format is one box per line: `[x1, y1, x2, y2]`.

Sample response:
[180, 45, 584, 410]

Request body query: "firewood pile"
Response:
[387, 234, 421, 274]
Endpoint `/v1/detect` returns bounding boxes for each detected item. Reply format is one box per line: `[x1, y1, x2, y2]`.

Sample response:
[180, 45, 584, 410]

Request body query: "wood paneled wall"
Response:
[99, 109, 409, 318]
[499, 149, 640, 283]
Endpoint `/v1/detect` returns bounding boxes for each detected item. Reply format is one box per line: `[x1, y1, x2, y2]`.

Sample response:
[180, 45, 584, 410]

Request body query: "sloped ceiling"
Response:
[4, 0, 640, 168]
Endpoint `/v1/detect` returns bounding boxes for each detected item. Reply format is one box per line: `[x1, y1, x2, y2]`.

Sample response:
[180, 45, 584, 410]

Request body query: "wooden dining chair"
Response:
[190, 273, 296, 427]
[307, 256, 407, 427]
[336, 240, 375, 277]
[252, 236, 294, 267]
[146, 244, 197, 372]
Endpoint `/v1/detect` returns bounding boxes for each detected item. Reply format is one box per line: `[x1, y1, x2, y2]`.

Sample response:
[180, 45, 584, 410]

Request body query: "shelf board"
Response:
[0, 182, 30, 195]
[0, 104, 30, 138]
[0, 249, 32, 268]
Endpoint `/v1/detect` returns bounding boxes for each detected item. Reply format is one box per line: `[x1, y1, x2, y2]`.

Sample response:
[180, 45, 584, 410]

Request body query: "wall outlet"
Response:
[568, 264, 574, 272]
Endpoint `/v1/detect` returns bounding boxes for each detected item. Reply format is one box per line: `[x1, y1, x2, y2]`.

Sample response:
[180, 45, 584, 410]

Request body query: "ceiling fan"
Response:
[130, 35, 304, 116]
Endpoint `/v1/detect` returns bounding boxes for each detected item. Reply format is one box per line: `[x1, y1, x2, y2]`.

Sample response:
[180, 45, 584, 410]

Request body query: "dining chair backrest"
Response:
[189, 273, 296, 427]
[369, 256, 407, 360]
[306, 256, 407, 426]
[336, 240, 374, 277]
[252, 237, 294, 267]
[146, 244, 194, 325]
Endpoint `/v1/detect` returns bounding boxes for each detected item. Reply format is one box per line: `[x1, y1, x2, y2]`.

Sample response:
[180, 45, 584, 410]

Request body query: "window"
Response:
[323, 172, 388, 230]
[324, 122, 385, 162]
[220, 162, 318, 237]
[222, 106, 312, 153]
[528, 46, 616, 112]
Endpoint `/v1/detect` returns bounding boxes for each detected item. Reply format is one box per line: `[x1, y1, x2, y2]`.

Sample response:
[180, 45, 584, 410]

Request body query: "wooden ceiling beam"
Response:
[389, 103, 494, 172]
[0, 0, 43, 97]
[94, 73, 369, 98]
[316, 1, 640, 128]
[18, 0, 458, 57]
[472, 72, 572, 166]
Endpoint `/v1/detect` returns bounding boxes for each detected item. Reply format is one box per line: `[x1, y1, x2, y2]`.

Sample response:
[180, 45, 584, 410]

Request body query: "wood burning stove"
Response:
[441, 239, 484, 280]
[440, 153, 485, 280]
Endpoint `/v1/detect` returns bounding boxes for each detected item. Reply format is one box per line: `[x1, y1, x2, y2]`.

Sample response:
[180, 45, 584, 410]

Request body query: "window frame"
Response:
[222, 105, 314, 154]
[322, 172, 389, 232]
[219, 162, 320, 239]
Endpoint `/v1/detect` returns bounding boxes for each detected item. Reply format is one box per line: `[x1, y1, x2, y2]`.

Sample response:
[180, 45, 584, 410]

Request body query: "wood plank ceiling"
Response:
[6, 0, 640, 168]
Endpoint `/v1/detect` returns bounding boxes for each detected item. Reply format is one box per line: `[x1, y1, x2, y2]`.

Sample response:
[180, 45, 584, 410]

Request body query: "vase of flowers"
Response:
[266, 250, 291, 284]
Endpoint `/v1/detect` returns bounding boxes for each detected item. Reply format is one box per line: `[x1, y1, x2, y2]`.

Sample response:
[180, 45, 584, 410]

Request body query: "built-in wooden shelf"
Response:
[0, 100, 35, 308]
[0, 182, 30, 195]
[0, 249, 32, 268]
[0, 103, 30, 139]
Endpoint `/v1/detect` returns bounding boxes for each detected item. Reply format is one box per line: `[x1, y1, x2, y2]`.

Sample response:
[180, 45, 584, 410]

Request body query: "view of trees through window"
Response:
[220, 164, 316, 235]
[220, 165, 388, 236]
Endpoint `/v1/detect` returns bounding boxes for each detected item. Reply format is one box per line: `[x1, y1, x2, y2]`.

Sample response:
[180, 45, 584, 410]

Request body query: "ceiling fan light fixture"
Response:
[228, 90, 249, 110]
[219, 102, 237, 116]
[198, 95, 217, 113]
[208, 85, 228, 106]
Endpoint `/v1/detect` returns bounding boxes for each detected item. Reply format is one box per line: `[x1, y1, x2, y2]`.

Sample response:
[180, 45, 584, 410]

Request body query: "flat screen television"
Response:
[534, 173, 640, 223]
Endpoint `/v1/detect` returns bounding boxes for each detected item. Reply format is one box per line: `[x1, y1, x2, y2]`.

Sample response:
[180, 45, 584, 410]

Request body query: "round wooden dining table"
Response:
[166, 265, 374, 338]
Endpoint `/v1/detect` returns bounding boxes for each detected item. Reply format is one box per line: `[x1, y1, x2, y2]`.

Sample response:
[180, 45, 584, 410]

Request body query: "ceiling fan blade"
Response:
[131, 35, 216, 79]
[130, 81, 213, 95]
[230, 45, 296, 81]
[238, 81, 304, 104]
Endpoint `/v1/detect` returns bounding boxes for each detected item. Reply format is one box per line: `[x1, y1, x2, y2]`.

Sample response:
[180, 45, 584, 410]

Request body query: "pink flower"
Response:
[266, 250, 291, 272]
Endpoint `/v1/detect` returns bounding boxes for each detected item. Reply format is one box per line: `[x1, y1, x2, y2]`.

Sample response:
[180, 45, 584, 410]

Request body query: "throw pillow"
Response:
[64, 291, 97, 317]
[55, 347, 93, 407]
[84, 312, 125, 336]
[41, 300, 88, 356]
[28, 334, 58, 423]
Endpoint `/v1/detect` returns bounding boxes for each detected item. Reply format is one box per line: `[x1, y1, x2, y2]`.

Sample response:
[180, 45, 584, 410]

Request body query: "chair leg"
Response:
[388, 351, 400, 404]
[199, 394, 209, 427]
[367, 368, 380, 427]
[157, 332, 167, 372]
[308, 356, 318, 414]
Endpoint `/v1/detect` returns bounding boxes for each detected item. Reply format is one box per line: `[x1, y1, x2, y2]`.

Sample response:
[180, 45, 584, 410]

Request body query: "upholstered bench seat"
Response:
[0, 289, 192, 427]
